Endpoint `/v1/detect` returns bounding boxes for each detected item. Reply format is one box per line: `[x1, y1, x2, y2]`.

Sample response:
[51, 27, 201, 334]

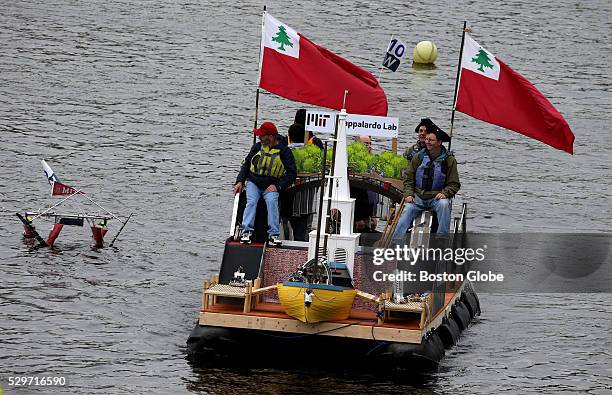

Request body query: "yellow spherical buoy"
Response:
[413, 41, 439, 64]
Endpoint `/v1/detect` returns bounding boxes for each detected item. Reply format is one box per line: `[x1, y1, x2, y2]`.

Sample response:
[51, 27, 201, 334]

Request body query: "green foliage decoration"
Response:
[292, 142, 409, 179]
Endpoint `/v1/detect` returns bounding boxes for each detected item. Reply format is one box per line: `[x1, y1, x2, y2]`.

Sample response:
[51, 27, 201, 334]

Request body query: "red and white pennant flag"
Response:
[456, 33, 575, 154]
[41, 160, 82, 196]
[51, 181, 81, 196]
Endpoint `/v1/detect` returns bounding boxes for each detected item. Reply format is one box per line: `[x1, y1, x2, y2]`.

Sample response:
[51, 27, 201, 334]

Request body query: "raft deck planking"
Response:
[198, 284, 462, 344]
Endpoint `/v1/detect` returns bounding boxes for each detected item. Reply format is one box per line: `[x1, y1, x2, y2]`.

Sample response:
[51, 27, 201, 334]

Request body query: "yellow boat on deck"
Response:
[277, 282, 357, 324]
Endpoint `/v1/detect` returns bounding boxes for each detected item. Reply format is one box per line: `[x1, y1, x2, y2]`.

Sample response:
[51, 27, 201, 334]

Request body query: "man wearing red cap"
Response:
[234, 122, 297, 245]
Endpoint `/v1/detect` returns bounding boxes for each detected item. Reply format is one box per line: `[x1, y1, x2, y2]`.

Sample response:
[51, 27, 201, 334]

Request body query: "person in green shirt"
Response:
[393, 126, 460, 237]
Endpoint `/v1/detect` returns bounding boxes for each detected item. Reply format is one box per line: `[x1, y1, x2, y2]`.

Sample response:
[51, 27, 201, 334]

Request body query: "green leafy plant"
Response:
[293, 142, 409, 179]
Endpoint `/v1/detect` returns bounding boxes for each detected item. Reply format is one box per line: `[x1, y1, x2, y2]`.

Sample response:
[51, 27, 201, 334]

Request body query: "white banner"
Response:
[346, 114, 399, 138]
[305, 110, 399, 138]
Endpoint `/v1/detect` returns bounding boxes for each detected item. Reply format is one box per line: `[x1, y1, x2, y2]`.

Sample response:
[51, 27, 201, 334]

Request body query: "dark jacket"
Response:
[236, 140, 297, 191]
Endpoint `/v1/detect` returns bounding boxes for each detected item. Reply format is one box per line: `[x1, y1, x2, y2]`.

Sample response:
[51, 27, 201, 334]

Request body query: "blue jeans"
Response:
[242, 180, 280, 237]
[392, 195, 452, 239]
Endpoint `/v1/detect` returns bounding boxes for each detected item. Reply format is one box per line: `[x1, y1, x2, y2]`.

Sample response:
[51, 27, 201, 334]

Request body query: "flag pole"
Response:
[253, 6, 267, 144]
[448, 21, 468, 152]
[253, 90, 260, 145]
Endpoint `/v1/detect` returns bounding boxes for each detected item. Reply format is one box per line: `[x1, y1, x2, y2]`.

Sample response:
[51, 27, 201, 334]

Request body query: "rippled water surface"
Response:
[1, 0, 611, 393]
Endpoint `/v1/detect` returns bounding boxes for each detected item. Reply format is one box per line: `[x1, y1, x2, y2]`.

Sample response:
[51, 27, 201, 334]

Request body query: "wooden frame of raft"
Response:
[198, 276, 465, 344]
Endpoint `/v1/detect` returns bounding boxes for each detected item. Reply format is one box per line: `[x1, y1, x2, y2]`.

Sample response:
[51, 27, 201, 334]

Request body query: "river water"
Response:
[1, 0, 611, 394]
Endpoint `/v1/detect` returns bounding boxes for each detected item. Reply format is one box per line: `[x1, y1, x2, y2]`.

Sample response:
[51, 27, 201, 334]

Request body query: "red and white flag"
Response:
[259, 13, 388, 116]
[51, 181, 82, 196]
[456, 33, 575, 154]
[41, 160, 82, 196]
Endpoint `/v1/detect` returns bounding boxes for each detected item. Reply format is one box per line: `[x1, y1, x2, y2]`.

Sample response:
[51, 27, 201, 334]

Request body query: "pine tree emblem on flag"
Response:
[263, 14, 299, 58]
[461, 36, 500, 80]
[471, 49, 495, 72]
[272, 25, 293, 51]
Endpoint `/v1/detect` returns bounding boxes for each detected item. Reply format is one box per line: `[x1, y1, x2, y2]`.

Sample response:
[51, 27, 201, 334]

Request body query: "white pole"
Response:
[79, 193, 124, 223]
[331, 108, 351, 202]
[30, 191, 80, 221]
[257, 8, 267, 88]
[229, 193, 240, 236]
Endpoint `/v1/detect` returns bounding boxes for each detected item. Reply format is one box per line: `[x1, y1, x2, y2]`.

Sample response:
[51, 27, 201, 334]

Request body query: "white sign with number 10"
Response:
[382, 37, 407, 72]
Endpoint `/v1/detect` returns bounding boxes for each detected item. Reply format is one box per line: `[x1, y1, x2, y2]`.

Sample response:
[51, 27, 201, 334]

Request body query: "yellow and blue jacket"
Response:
[236, 141, 297, 191]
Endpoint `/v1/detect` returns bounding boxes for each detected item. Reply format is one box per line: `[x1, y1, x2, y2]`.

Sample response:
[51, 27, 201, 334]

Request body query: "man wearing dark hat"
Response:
[404, 118, 435, 161]
[234, 121, 297, 245]
[392, 125, 460, 237]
